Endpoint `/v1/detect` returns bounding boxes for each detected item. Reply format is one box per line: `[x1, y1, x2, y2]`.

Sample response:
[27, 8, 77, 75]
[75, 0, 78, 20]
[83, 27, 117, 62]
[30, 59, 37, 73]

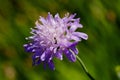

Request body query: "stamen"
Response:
[54, 37, 57, 44]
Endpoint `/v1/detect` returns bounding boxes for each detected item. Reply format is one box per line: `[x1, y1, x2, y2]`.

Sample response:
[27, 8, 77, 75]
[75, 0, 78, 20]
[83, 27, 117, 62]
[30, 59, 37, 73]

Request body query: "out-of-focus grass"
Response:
[0, 0, 120, 80]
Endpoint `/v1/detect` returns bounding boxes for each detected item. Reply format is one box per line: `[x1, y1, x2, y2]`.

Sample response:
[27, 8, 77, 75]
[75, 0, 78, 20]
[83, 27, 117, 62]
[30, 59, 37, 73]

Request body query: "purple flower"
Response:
[24, 12, 88, 70]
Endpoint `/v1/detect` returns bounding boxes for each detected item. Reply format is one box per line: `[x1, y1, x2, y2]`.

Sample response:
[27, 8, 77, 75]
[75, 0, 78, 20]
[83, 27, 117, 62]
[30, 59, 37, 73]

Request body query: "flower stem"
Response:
[76, 55, 95, 80]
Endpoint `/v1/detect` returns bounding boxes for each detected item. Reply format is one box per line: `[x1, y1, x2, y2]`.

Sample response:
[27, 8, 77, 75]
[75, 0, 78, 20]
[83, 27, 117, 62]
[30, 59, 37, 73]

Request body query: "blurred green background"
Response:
[0, 0, 120, 80]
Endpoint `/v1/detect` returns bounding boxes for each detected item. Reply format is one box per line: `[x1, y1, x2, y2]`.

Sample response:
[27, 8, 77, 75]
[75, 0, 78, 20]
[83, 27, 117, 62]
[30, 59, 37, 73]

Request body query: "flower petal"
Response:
[70, 35, 81, 41]
[48, 60, 55, 70]
[69, 42, 78, 54]
[72, 32, 88, 40]
[54, 50, 63, 60]
[64, 49, 76, 62]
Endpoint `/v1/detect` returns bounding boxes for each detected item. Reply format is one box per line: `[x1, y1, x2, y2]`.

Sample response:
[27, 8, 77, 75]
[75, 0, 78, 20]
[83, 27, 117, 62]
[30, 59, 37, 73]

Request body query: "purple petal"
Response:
[69, 42, 78, 54]
[39, 16, 47, 25]
[41, 52, 46, 61]
[72, 32, 88, 40]
[54, 50, 63, 60]
[64, 49, 76, 62]
[32, 54, 41, 65]
[54, 13, 61, 21]
[23, 44, 35, 52]
[70, 35, 81, 41]
[48, 60, 55, 70]
[41, 49, 53, 62]
[32, 48, 44, 65]
[69, 14, 76, 20]
[70, 22, 83, 32]
[47, 12, 56, 25]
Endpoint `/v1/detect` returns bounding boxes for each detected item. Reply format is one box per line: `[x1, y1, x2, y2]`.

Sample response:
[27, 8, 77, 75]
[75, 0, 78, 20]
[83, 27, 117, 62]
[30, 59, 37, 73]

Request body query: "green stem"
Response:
[76, 55, 95, 80]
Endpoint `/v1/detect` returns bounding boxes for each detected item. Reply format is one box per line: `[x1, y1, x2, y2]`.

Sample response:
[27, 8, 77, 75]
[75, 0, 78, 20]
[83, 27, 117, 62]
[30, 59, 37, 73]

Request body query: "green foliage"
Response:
[0, 0, 120, 80]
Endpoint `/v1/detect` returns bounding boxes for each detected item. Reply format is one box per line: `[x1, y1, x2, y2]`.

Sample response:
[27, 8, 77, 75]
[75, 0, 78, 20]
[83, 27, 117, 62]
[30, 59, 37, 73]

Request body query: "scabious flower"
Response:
[24, 12, 88, 70]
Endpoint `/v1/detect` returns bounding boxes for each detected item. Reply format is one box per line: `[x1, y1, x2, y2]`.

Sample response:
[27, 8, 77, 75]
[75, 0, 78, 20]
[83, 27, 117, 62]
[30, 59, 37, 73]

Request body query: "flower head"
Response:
[24, 12, 88, 70]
